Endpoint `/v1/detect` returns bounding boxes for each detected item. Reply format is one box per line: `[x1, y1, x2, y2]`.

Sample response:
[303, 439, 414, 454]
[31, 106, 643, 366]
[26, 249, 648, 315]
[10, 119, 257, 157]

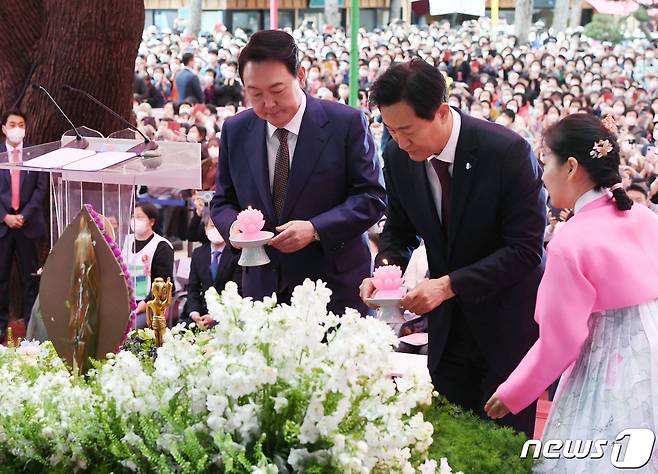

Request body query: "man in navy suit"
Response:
[181, 217, 241, 328]
[360, 59, 546, 437]
[211, 30, 386, 315]
[175, 52, 204, 104]
[0, 110, 48, 342]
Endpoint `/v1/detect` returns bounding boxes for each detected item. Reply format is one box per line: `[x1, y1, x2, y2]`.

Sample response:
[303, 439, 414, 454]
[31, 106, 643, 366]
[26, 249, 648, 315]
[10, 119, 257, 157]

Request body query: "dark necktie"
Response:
[272, 128, 290, 220]
[430, 158, 452, 231]
[210, 250, 221, 282]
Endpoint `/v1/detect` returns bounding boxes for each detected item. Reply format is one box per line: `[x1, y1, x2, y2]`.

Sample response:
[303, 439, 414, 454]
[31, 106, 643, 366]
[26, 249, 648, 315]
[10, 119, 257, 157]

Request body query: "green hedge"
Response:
[425, 397, 534, 474]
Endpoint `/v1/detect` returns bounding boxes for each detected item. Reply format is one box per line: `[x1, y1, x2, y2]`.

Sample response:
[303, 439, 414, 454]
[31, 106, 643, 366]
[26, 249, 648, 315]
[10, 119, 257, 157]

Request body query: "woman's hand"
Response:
[484, 393, 510, 420]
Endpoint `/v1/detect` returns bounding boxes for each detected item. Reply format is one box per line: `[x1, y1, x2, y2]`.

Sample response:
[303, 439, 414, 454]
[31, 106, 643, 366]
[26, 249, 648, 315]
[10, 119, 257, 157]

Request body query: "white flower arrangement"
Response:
[0, 279, 463, 473]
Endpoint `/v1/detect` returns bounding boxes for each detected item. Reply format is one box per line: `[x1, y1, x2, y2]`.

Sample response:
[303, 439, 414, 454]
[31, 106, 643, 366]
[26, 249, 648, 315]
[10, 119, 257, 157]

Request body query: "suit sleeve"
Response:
[496, 248, 596, 414]
[449, 137, 546, 302]
[21, 171, 48, 222]
[210, 123, 240, 243]
[193, 76, 204, 104]
[186, 251, 206, 316]
[374, 146, 421, 270]
[309, 110, 387, 253]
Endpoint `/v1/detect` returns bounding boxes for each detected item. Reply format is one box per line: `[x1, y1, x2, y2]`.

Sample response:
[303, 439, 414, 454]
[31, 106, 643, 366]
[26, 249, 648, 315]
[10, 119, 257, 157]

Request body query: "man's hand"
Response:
[359, 277, 378, 308]
[400, 276, 455, 315]
[192, 313, 214, 328]
[269, 220, 316, 253]
[3, 214, 23, 229]
[229, 220, 242, 249]
[484, 393, 510, 420]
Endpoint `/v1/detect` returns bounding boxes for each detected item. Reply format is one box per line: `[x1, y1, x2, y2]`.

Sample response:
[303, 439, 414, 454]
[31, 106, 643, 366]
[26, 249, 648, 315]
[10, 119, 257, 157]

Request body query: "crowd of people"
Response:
[133, 18, 658, 236]
[3, 19, 658, 464]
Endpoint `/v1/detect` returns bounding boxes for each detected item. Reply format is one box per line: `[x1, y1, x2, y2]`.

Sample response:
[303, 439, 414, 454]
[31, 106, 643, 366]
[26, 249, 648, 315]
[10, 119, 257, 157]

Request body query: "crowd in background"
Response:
[132, 17, 658, 248]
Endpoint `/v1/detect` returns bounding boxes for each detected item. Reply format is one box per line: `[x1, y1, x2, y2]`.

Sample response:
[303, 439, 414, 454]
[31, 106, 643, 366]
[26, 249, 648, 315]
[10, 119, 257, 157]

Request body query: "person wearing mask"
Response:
[180, 217, 241, 329]
[121, 202, 174, 329]
[0, 110, 47, 343]
[151, 66, 172, 107]
[495, 108, 516, 128]
[214, 62, 243, 106]
[175, 52, 204, 104]
[203, 69, 217, 105]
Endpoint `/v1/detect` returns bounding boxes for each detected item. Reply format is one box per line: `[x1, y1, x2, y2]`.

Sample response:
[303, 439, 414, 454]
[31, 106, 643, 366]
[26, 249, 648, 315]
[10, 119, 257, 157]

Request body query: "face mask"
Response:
[154, 73, 163, 81]
[301, 61, 311, 69]
[208, 146, 219, 158]
[206, 227, 223, 244]
[224, 70, 235, 80]
[187, 133, 199, 143]
[131, 219, 150, 237]
[626, 118, 636, 127]
[613, 107, 625, 116]
[5, 127, 25, 144]
[180, 107, 191, 116]
[308, 71, 320, 81]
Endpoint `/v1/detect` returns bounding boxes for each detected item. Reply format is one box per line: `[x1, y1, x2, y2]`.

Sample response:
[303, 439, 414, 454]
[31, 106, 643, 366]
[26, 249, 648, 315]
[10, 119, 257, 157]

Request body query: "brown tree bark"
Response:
[0, 0, 144, 145]
[0, 1, 144, 322]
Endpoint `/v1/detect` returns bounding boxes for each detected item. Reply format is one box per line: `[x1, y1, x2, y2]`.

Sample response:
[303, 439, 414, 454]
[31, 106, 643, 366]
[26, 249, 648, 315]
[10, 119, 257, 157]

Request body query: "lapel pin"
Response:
[466, 162, 472, 170]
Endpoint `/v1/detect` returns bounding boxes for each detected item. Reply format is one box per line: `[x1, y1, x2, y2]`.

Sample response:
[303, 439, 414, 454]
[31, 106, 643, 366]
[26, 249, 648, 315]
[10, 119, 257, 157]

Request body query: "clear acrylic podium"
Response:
[0, 134, 201, 250]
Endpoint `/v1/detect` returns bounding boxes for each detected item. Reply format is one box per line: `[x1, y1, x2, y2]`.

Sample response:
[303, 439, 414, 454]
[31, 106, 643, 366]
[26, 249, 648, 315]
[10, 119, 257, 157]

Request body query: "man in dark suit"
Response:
[175, 52, 204, 104]
[360, 59, 546, 437]
[0, 110, 48, 342]
[181, 217, 241, 328]
[211, 30, 386, 315]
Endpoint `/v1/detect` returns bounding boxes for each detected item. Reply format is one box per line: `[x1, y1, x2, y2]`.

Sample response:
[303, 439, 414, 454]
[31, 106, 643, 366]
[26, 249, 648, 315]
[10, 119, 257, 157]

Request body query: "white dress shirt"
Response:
[5, 141, 23, 160]
[424, 107, 461, 222]
[266, 91, 307, 190]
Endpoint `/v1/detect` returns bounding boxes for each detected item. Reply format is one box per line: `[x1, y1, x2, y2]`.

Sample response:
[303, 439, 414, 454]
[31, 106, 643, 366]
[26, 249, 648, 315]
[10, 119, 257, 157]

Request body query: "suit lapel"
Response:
[0, 145, 9, 188]
[279, 95, 330, 223]
[448, 111, 479, 254]
[245, 116, 276, 225]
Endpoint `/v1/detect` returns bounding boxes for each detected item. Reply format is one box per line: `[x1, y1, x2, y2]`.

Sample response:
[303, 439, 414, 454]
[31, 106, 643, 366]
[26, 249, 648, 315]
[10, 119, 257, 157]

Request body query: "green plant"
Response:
[584, 14, 625, 44]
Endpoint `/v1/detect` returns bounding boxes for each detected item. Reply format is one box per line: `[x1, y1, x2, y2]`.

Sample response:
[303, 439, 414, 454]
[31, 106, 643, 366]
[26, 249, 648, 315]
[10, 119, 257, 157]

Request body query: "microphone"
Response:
[31, 84, 88, 149]
[63, 85, 159, 155]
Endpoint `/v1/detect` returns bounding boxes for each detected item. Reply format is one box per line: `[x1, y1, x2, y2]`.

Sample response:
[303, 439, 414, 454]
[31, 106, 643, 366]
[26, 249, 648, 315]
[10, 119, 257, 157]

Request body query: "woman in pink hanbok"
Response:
[485, 114, 658, 473]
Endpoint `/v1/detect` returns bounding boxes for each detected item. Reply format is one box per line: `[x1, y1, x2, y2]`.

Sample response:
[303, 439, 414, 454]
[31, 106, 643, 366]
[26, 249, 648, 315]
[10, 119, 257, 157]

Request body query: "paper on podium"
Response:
[22, 148, 96, 169]
[62, 151, 137, 171]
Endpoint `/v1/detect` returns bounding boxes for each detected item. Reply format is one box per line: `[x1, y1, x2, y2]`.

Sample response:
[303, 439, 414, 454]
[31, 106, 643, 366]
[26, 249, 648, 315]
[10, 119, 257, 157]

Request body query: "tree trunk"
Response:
[324, 0, 341, 27]
[514, 0, 534, 44]
[0, 0, 143, 322]
[390, 0, 402, 22]
[552, 0, 570, 33]
[185, 0, 202, 38]
[0, 0, 144, 145]
[569, 0, 583, 28]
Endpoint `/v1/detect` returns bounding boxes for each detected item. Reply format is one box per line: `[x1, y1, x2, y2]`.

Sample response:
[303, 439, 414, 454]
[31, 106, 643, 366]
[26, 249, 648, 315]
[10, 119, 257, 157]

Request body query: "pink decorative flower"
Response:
[84, 203, 137, 348]
[236, 206, 265, 238]
[372, 264, 405, 298]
